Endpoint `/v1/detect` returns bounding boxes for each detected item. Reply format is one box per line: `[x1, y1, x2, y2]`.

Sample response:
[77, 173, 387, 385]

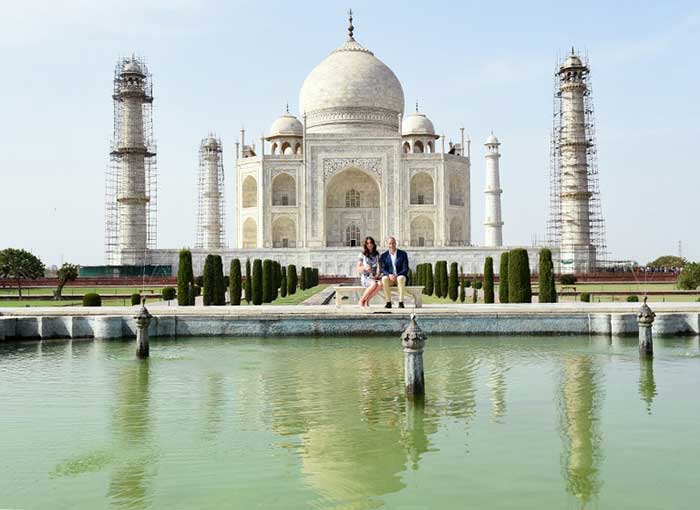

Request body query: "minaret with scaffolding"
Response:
[196, 135, 226, 250]
[548, 49, 607, 273]
[105, 55, 157, 266]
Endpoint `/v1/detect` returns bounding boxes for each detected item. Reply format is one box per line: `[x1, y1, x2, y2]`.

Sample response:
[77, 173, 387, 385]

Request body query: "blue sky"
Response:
[1, 0, 698, 267]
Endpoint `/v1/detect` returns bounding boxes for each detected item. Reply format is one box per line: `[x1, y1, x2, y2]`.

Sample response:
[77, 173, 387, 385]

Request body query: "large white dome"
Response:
[299, 38, 405, 134]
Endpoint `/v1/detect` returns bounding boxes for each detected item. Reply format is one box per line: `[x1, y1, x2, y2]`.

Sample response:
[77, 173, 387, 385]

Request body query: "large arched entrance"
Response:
[325, 168, 380, 247]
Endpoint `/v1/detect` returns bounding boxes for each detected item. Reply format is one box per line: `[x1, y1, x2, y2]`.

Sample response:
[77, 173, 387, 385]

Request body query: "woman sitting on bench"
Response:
[357, 236, 382, 308]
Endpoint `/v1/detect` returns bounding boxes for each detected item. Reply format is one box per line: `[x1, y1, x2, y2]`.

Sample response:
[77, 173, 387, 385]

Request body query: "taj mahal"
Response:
[104, 11, 609, 277]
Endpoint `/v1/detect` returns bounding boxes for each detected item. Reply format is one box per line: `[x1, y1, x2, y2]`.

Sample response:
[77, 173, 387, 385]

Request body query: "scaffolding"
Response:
[547, 52, 608, 271]
[104, 55, 157, 265]
[195, 135, 226, 249]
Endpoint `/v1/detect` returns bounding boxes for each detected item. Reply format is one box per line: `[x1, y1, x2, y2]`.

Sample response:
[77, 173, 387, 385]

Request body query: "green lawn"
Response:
[268, 284, 328, 305]
[0, 298, 137, 307]
[0, 286, 165, 297]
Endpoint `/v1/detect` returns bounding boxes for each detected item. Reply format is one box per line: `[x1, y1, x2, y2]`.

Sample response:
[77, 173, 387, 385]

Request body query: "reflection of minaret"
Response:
[487, 356, 507, 422]
[108, 361, 154, 509]
[559, 356, 603, 508]
[483, 133, 504, 247]
[639, 358, 657, 415]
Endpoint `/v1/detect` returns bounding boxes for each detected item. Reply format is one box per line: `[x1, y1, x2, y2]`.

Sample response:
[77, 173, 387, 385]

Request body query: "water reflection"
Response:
[639, 358, 657, 414]
[487, 355, 507, 423]
[108, 360, 154, 510]
[559, 355, 603, 509]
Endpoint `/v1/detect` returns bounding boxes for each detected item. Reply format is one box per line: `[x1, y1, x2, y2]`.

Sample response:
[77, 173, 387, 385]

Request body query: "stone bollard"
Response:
[134, 298, 153, 359]
[637, 296, 655, 357]
[401, 314, 426, 399]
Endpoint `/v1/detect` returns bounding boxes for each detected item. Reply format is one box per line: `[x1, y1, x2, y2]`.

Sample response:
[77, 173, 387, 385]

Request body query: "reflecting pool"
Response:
[1, 335, 699, 509]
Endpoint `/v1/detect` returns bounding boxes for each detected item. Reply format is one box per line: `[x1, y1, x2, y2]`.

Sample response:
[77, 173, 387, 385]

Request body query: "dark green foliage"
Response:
[448, 262, 459, 302]
[415, 264, 423, 287]
[82, 293, 101, 306]
[459, 277, 466, 303]
[262, 259, 274, 303]
[54, 262, 79, 300]
[192, 284, 201, 297]
[223, 275, 230, 289]
[474, 280, 482, 289]
[424, 263, 434, 296]
[252, 259, 263, 305]
[287, 264, 298, 295]
[472, 280, 480, 303]
[230, 258, 242, 306]
[435, 261, 448, 298]
[245, 259, 252, 303]
[130, 293, 141, 306]
[648, 255, 686, 268]
[483, 257, 495, 304]
[407, 268, 413, 286]
[280, 266, 288, 298]
[214, 256, 226, 305]
[559, 274, 577, 285]
[270, 262, 279, 301]
[580, 292, 591, 303]
[313, 268, 319, 287]
[177, 249, 195, 305]
[499, 252, 509, 304]
[300, 266, 307, 291]
[162, 286, 176, 301]
[202, 255, 216, 306]
[194, 275, 204, 287]
[677, 262, 700, 290]
[538, 249, 557, 303]
[464, 279, 472, 288]
[0, 247, 45, 298]
[275, 262, 283, 289]
[508, 248, 532, 303]
[626, 295, 640, 302]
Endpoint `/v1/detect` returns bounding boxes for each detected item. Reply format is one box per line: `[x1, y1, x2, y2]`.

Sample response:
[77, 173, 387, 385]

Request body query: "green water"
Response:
[1, 336, 699, 509]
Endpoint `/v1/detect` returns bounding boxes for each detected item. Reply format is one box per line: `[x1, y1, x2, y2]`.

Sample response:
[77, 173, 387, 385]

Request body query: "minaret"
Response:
[196, 135, 225, 250]
[558, 49, 594, 272]
[483, 133, 503, 247]
[106, 55, 156, 265]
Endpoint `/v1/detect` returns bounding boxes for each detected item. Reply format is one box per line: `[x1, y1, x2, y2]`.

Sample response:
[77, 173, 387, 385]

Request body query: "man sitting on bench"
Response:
[379, 236, 409, 309]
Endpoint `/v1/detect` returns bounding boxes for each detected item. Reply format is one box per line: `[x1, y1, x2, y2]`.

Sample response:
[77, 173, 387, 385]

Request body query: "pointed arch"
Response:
[242, 176, 257, 208]
[410, 216, 434, 247]
[272, 173, 296, 206]
[410, 172, 434, 205]
[242, 217, 257, 248]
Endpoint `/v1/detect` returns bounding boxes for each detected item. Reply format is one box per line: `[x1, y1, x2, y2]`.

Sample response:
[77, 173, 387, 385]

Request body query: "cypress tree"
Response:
[416, 264, 423, 287]
[538, 248, 557, 303]
[245, 258, 252, 304]
[177, 249, 195, 306]
[460, 276, 466, 303]
[473, 280, 480, 303]
[438, 261, 449, 298]
[425, 263, 434, 296]
[230, 258, 242, 305]
[287, 264, 297, 295]
[483, 257, 495, 304]
[448, 262, 459, 301]
[407, 268, 413, 286]
[499, 252, 510, 304]
[508, 248, 532, 303]
[314, 268, 319, 286]
[300, 266, 307, 290]
[214, 255, 226, 305]
[262, 259, 273, 303]
[252, 259, 263, 305]
[202, 254, 216, 306]
[280, 266, 287, 298]
[271, 261, 279, 301]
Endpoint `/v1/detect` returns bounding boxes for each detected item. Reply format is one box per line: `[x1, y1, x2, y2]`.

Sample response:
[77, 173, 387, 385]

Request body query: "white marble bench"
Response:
[333, 286, 424, 308]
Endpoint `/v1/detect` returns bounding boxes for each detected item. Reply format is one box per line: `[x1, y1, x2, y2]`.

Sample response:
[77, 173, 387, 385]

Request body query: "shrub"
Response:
[287, 264, 298, 295]
[162, 286, 176, 301]
[424, 263, 434, 296]
[448, 262, 459, 301]
[280, 266, 287, 298]
[459, 277, 466, 303]
[508, 248, 532, 303]
[194, 275, 204, 287]
[483, 257, 495, 304]
[82, 293, 101, 307]
[245, 259, 252, 303]
[178, 249, 195, 304]
[214, 255, 226, 305]
[435, 261, 448, 298]
[202, 255, 216, 306]
[626, 295, 640, 302]
[498, 252, 509, 303]
[230, 258, 242, 306]
[271, 261, 279, 301]
[648, 255, 686, 269]
[262, 259, 274, 303]
[580, 292, 590, 302]
[538, 248, 557, 303]
[472, 280, 481, 303]
[300, 266, 307, 290]
[677, 262, 700, 290]
[130, 293, 141, 306]
[560, 274, 576, 285]
[252, 259, 263, 305]
[464, 279, 472, 288]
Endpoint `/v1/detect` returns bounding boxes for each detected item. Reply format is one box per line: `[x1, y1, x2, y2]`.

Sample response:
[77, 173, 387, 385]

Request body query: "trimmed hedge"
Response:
[300, 266, 307, 291]
[508, 248, 532, 303]
[626, 295, 639, 302]
[499, 252, 509, 304]
[130, 293, 141, 306]
[203, 255, 225, 306]
[560, 274, 577, 285]
[262, 259, 274, 303]
[580, 292, 590, 303]
[82, 293, 101, 307]
[423, 263, 434, 296]
[214, 256, 226, 305]
[280, 266, 287, 298]
[162, 286, 176, 301]
[252, 259, 263, 305]
[177, 249, 194, 306]
[538, 248, 557, 303]
[435, 261, 448, 298]
[287, 264, 298, 295]
[230, 258, 242, 305]
[483, 257, 495, 304]
[448, 262, 459, 302]
[459, 277, 466, 303]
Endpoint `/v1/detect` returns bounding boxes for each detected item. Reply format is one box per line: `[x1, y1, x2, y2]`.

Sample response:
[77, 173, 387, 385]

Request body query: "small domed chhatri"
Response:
[402, 110, 436, 137]
[268, 110, 303, 138]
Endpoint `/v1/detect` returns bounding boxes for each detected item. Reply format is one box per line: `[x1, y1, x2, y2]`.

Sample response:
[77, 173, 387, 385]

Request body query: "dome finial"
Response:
[415, 101, 419, 112]
[571, 45, 575, 56]
[347, 8, 355, 41]
[285, 102, 289, 113]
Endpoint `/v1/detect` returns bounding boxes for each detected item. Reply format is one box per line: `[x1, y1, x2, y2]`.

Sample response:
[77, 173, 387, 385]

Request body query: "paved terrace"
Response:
[2, 302, 700, 340]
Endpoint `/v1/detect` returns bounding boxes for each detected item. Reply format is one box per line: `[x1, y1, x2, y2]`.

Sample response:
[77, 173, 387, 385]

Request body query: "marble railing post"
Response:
[637, 297, 655, 357]
[135, 298, 152, 359]
[401, 314, 426, 399]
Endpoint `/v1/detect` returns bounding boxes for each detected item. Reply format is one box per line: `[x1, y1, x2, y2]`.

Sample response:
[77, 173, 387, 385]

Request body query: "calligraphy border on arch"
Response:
[322, 158, 382, 179]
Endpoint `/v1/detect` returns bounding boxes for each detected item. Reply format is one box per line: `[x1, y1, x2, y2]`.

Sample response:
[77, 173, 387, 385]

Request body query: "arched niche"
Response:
[449, 217, 464, 245]
[272, 173, 296, 206]
[325, 168, 380, 247]
[413, 140, 424, 154]
[410, 216, 434, 247]
[242, 217, 257, 248]
[242, 176, 258, 208]
[272, 217, 296, 248]
[449, 174, 465, 206]
[410, 172, 434, 205]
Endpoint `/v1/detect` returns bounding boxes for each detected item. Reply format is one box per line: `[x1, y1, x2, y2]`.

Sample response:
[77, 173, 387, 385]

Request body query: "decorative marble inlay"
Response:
[323, 158, 382, 179]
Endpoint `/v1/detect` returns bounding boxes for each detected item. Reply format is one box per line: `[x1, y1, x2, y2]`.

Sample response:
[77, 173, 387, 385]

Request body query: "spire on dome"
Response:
[285, 102, 289, 113]
[415, 101, 419, 112]
[347, 9, 355, 41]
